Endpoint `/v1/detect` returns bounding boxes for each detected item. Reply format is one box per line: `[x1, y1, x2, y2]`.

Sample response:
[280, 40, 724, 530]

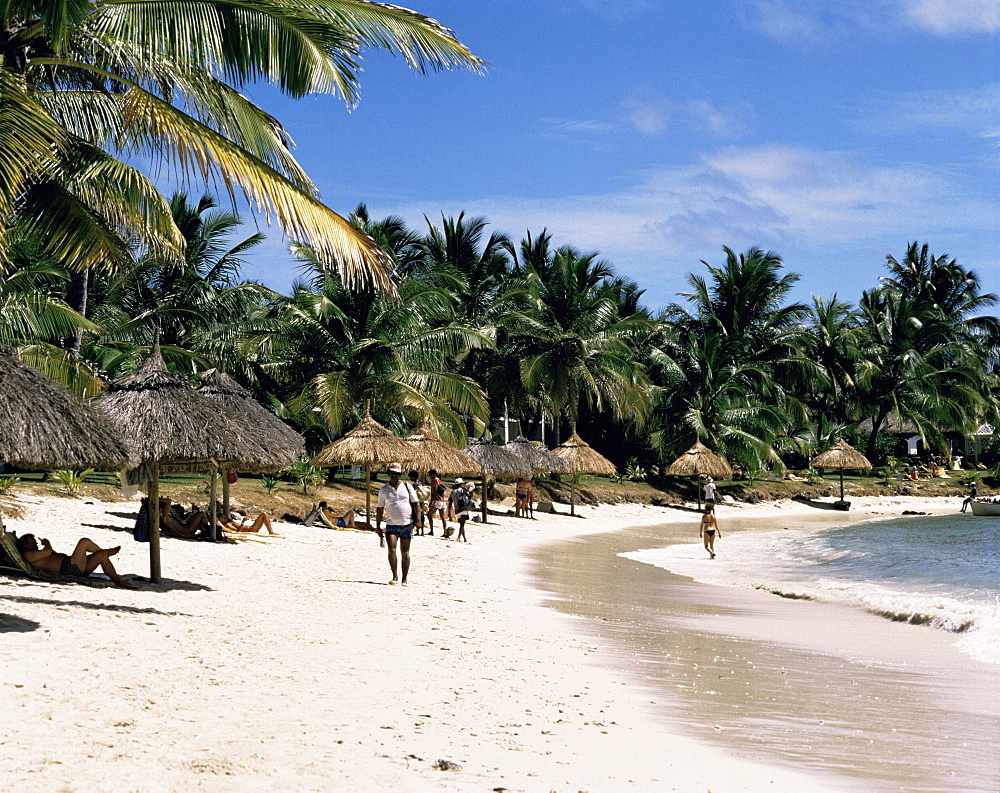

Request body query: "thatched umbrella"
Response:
[312, 412, 419, 522]
[666, 440, 733, 509]
[404, 422, 480, 477]
[461, 436, 533, 524]
[197, 369, 305, 513]
[92, 342, 274, 581]
[552, 431, 617, 516]
[0, 344, 131, 533]
[504, 435, 567, 474]
[811, 440, 873, 507]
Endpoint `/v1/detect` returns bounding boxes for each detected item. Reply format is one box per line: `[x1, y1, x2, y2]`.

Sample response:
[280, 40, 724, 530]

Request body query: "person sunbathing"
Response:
[214, 502, 281, 536]
[159, 497, 210, 539]
[16, 533, 135, 589]
[316, 501, 370, 531]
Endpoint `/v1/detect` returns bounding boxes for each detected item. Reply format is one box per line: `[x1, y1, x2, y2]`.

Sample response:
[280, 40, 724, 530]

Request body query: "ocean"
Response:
[527, 511, 1000, 792]
[621, 512, 1000, 665]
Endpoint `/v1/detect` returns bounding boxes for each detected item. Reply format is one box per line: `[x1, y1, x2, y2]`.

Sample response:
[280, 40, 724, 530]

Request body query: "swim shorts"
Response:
[59, 557, 86, 577]
[384, 524, 413, 541]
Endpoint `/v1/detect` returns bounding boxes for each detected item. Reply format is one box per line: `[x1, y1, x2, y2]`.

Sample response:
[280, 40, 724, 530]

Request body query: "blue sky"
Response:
[232, 0, 999, 312]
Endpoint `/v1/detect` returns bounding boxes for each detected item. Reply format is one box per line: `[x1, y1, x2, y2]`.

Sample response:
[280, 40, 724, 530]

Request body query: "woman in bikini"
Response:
[16, 533, 135, 588]
[700, 504, 720, 559]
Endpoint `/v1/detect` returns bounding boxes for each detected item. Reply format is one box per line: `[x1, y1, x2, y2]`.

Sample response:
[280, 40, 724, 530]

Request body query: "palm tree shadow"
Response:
[82, 522, 133, 534]
[0, 613, 40, 632]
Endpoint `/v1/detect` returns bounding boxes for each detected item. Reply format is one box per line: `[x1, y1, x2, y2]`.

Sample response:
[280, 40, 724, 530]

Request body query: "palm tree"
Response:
[855, 287, 988, 458]
[802, 295, 862, 437]
[83, 192, 278, 378]
[258, 253, 492, 444]
[0, 0, 486, 289]
[881, 242, 1000, 353]
[518, 246, 652, 437]
[648, 322, 790, 469]
[419, 212, 515, 325]
[0, 251, 107, 394]
[652, 247, 814, 468]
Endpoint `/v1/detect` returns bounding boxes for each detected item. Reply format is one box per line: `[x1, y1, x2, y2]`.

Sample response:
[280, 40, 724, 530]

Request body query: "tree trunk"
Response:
[64, 268, 89, 358]
[866, 414, 887, 460]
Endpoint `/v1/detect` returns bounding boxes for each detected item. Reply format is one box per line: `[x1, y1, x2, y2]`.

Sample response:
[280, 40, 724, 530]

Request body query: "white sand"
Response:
[0, 493, 959, 792]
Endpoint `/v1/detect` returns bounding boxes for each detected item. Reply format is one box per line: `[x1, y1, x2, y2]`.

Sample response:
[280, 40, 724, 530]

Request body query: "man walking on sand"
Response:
[376, 462, 420, 585]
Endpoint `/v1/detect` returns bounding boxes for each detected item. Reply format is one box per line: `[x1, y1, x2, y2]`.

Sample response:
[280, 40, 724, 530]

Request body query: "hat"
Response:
[454, 478, 464, 484]
[466, 482, 475, 489]
[387, 462, 402, 473]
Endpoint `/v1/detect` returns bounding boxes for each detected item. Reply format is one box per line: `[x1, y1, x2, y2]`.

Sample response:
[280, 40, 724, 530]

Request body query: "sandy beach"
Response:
[0, 492, 993, 792]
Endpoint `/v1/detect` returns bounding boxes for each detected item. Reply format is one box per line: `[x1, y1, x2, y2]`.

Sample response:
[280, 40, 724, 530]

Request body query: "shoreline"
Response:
[526, 495, 999, 792]
[0, 492, 985, 791]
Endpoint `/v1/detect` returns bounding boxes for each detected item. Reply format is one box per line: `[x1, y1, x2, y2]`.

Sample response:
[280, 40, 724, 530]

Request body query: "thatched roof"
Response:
[0, 344, 130, 471]
[811, 440, 872, 470]
[665, 441, 732, 478]
[404, 422, 480, 476]
[197, 369, 304, 472]
[91, 342, 275, 469]
[553, 432, 617, 476]
[504, 435, 567, 473]
[461, 436, 533, 478]
[312, 412, 417, 470]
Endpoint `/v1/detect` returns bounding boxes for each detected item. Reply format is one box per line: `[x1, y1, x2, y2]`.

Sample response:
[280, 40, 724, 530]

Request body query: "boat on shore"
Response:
[969, 500, 1000, 516]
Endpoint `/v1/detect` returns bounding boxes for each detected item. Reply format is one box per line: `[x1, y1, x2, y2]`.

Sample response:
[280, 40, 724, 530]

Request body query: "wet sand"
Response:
[526, 504, 1000, 792]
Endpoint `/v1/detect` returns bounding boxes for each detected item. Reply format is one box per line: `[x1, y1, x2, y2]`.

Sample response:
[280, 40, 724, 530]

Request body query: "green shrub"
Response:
[0, 474, 20, 495]
[54, 469, 93, 495]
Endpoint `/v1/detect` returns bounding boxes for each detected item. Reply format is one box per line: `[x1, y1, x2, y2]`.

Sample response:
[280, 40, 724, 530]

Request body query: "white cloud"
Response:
[901, 0, 1000, 34]
[540, 95, 749, 141]
[741, 0, 1000, 41]
[367, 144, 998, 306]
[857, 83, 1000, 138]
[621, 94, 673, 135]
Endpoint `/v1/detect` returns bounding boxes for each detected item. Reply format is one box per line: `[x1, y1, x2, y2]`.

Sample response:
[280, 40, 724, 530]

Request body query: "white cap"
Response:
[454, 478, 464, 484]
[387, 462, 402, 473]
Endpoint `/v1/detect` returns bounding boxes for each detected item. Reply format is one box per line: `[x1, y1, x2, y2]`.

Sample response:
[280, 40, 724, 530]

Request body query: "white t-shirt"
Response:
[703, 481, 717, 500]
[377, 480, 417, 525]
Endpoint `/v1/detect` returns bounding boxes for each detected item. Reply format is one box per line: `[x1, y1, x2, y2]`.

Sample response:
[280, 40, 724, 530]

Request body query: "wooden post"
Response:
[148, 462, 161, 583]
[208, 467, 218, 542]
[222, 467, 231, 515]
[839, 468, 845, 502]
[481, 475, 488, 525]
[365, 466, 372, 524]
[570, 471, 577, 516]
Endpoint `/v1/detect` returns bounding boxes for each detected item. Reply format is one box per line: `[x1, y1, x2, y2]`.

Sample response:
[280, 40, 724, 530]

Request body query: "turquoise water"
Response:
[624, 513, 1000, 664]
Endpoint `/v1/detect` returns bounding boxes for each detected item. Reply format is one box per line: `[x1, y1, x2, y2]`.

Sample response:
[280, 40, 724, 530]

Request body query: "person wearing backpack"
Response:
[455, 481, 477, 542]
[449, 480, 474, 542]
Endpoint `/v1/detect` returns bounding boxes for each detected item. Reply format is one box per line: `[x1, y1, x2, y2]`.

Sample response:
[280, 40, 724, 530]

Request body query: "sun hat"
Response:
[466, 482, 475, 489]
[388, 462, 402, 473]
[454, 478, 464, 484]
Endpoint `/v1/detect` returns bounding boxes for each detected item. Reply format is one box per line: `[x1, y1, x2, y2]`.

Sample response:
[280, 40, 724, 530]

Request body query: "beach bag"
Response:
[134, 498, 151, 543]
[228, 471, 238, 484]
[454, 489, 471, 513]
